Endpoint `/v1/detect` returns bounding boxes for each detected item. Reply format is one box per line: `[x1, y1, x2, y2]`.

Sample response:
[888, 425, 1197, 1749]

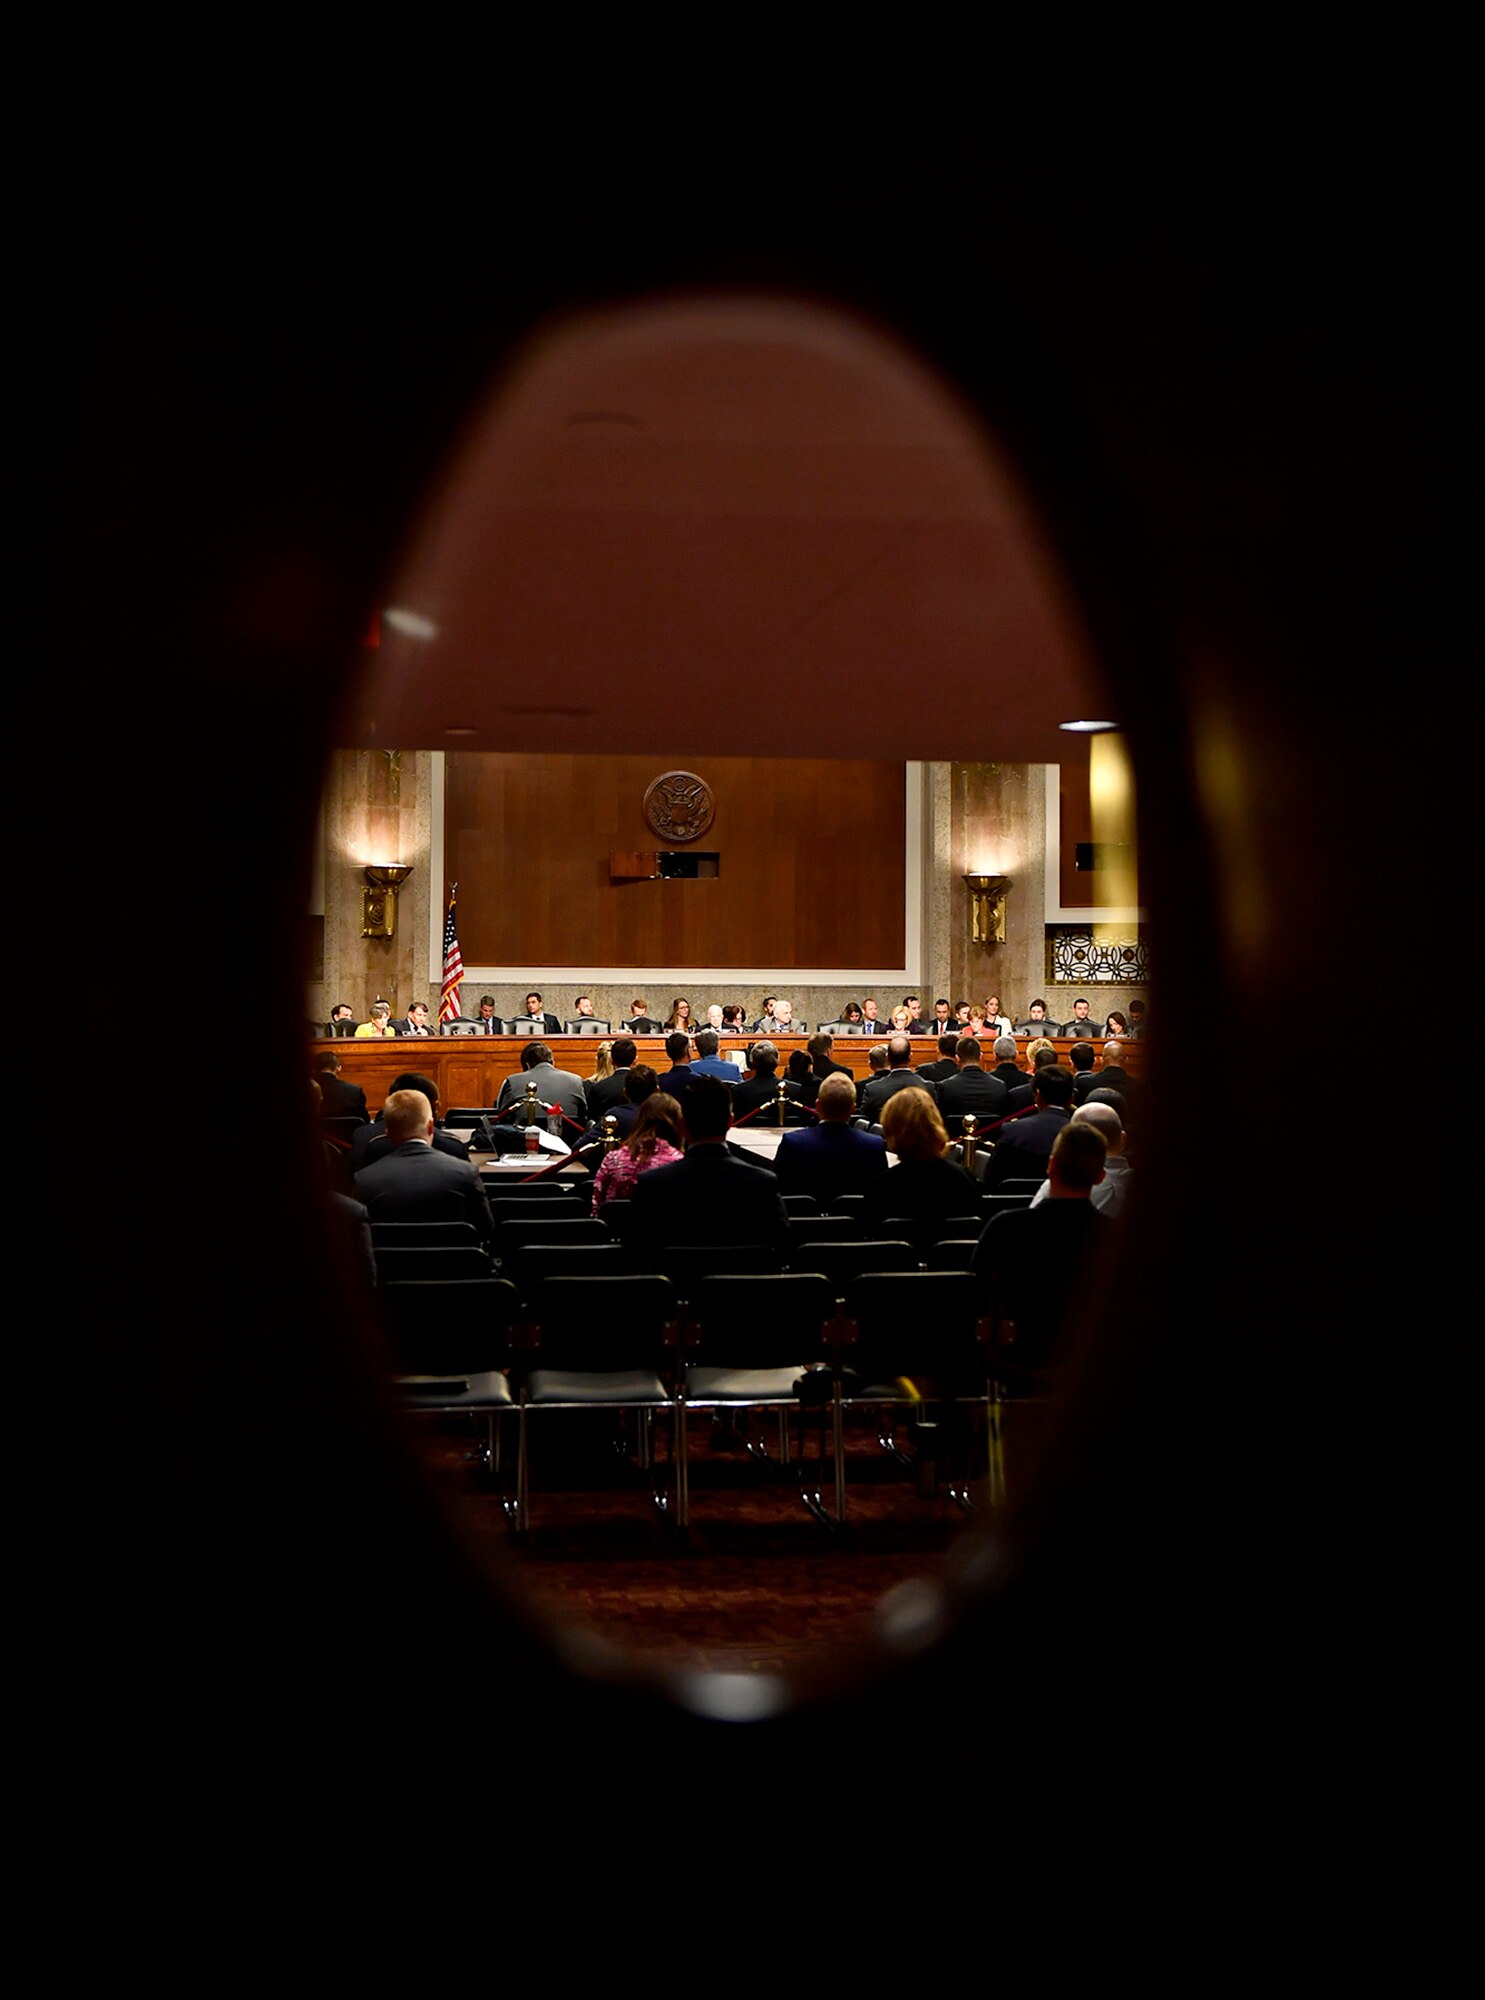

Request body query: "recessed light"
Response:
[443, 726, 478, 738]
[382, 607, 439, 641]
[1059, 719, 1119, 733]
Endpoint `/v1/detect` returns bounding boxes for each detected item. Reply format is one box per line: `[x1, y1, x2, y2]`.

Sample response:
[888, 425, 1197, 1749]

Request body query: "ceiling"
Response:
[343, 297, 1108, 764]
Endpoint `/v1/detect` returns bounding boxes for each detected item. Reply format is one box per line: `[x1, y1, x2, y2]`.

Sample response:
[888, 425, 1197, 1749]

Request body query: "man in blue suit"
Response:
[771, 1073, 889, 1206]
[691, 1027, 742, 1084]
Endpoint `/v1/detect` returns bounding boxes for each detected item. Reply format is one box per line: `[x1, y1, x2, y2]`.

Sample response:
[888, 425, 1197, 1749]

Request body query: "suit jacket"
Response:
[936, 1065, 1012, 1126]
[515, 1012, 562, 1036]
[732, 1074, 805, 1122]
[973, 1200, 1113, 1363]
[862, 1155, 980, 1229]
[691, 1055, 743, 1084]
[985, 1106, 1070, 1188]
[859, 1067, 936, 1124]
[772, 1121, 889, 1206]
[655, 1063, 696, 1097]
[496, 1061, 588, 1122]
[317, 1071, 369, 1123]
[396, 1018, 432, 1037]
[626, 1142, 789, 1256]
[352, 1140, 494, 1238]
[584, 1068, 633, 1118]
[915, 1059, 959, 1086]
[471, 1014, 505, 1035]
[350, 1119, 471, 1173]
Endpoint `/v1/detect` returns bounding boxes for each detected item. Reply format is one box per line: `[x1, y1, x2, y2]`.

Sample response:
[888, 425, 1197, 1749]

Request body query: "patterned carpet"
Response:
[416, 1408, 977, 1676]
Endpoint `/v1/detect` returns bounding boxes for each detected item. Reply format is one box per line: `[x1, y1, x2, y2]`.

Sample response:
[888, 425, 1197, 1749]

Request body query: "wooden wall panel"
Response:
[446, 754, 905, 969]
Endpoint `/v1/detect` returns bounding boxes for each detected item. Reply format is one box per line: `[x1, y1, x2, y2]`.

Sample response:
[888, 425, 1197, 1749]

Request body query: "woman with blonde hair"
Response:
[983, 994, 1012, 1037]
[863, 1085, 979, 1227]
[590, 1090, 685, 1208]
[589, 1040, 615, 1084]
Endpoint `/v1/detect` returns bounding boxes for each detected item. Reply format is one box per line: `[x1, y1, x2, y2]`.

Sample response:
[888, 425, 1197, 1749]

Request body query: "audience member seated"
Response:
[985, 1064, 1074, 1189]
[808, 1031, 850, 1086]
[495, 1041, 587, 1123]
[1031, 1101, 1130, 1218]
[627, 1075, 789, 1256]
[585, 1037, 636, 1119]
[624, 997, 663, 1032]
[354, 1001, 396, 1038]
[772, 1073, 888, 1206]
[990, 1036, 1026, 1103]
[352, 1088, 494, 1240]
[1061, 997, 1097, 1037]
[1069, 1040, 1101, 1101]
[785, 1048, 817, 1105]
[862, 1087, 979, 1229]
[692, 1028, 743, 1084]
[973, 1120, 1114, 1363]
[917, 1033, 961, 1085]
[936, 1035, 1013, 1126]
[351, 1071, 471, 1170]
[1092, 1040, 1139, 1122]
[860, 1034, 937, 1123]
[655, 1031, 695, 1097]
[590, 1091, 685, 1209]
[732, 1041, 806, 1122]
[312, 1047, 368, 1124]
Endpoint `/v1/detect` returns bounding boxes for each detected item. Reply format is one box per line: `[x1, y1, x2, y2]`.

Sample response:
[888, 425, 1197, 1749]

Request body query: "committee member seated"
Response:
[326, 1003, 357, 1038]
[564, 995, 609, 1032]
[399, 1002, 432, 1037]
[627, 1076, 789, 1257]
[514, 991, 561, 1034]
[471, 996, 504, 1035]
[352, 1089, 494, 1240]
[1061, 997, 1097, 1037]
[1014, 999, 1058, 1037]
[772, 1072, 888, 1206]
[494, 1041, 587, 1124]
[862, 1087, 979, 1229]
[354, 1001, 395, 1038]
[623, 997, 663, 1032]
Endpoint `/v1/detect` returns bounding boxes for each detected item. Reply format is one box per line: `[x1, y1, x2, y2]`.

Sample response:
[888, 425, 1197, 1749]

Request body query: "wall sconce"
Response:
[361, 863, 412, 938]
[963, 872, 1010, 946]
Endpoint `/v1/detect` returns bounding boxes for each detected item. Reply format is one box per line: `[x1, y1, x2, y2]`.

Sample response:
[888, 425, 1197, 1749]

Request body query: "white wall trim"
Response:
[1042, 763, 1144, 926]
[430, 757, 926, 986]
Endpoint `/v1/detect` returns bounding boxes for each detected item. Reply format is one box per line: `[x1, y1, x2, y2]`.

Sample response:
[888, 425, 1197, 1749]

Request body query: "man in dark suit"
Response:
[352, 1089, 494, 1240]
[325, 1003, 357, 1038]
[1091, 1041, 1138, 1122]
[807, 1031, 851, 1087]
[627, 1076, 788, 1258]
[773, 1073, 888, 1206]
[312, 1048, 368, 1124]
[655, 1031, 696, 1097]
[585, 1036, 638, 1119]
[859, 998, 884, 1035]
[936, 1036, 1012, 1126]
[514, 991, 562, 1035]
[732, 1040, 806, 1122]
[1014, 999, 1057, 1037]
[350, 1072, 471, 1170]
[1061, 997, 1097, 1037]
[398, 1002, 432, 1037]
[989, 1036, 1030, 1109]
[973, 1120, 1113, 1365]
[916, 1033, 962, 1086]
[860, 1034, 936, 1123]
[1069, 1040, 1102, 1103]
[472, 996, 504, 1035]
[984, 1066, 1074, 1189]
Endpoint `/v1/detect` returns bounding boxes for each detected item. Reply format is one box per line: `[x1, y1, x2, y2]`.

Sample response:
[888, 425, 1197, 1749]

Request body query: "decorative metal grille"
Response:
[1047, 929, 1149, 984]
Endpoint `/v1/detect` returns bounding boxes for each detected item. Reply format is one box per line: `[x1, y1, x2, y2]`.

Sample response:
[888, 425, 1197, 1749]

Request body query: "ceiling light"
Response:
[1059, 719, 1119, 733]
[382, 607, 439, 640]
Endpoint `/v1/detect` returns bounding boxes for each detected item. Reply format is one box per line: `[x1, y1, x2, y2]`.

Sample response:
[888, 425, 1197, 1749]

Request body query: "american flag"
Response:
[439, 888, 465, 1024]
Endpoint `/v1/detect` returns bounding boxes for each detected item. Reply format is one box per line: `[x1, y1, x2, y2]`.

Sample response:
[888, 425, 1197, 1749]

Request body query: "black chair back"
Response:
[373, 1244, 492, 1284]
[377, 1277, 520, 1375]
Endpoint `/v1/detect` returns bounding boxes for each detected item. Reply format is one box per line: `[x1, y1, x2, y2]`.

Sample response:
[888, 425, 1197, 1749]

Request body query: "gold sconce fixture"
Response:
[361, 863, 412, 938]
[963, 872, 1010, 946]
